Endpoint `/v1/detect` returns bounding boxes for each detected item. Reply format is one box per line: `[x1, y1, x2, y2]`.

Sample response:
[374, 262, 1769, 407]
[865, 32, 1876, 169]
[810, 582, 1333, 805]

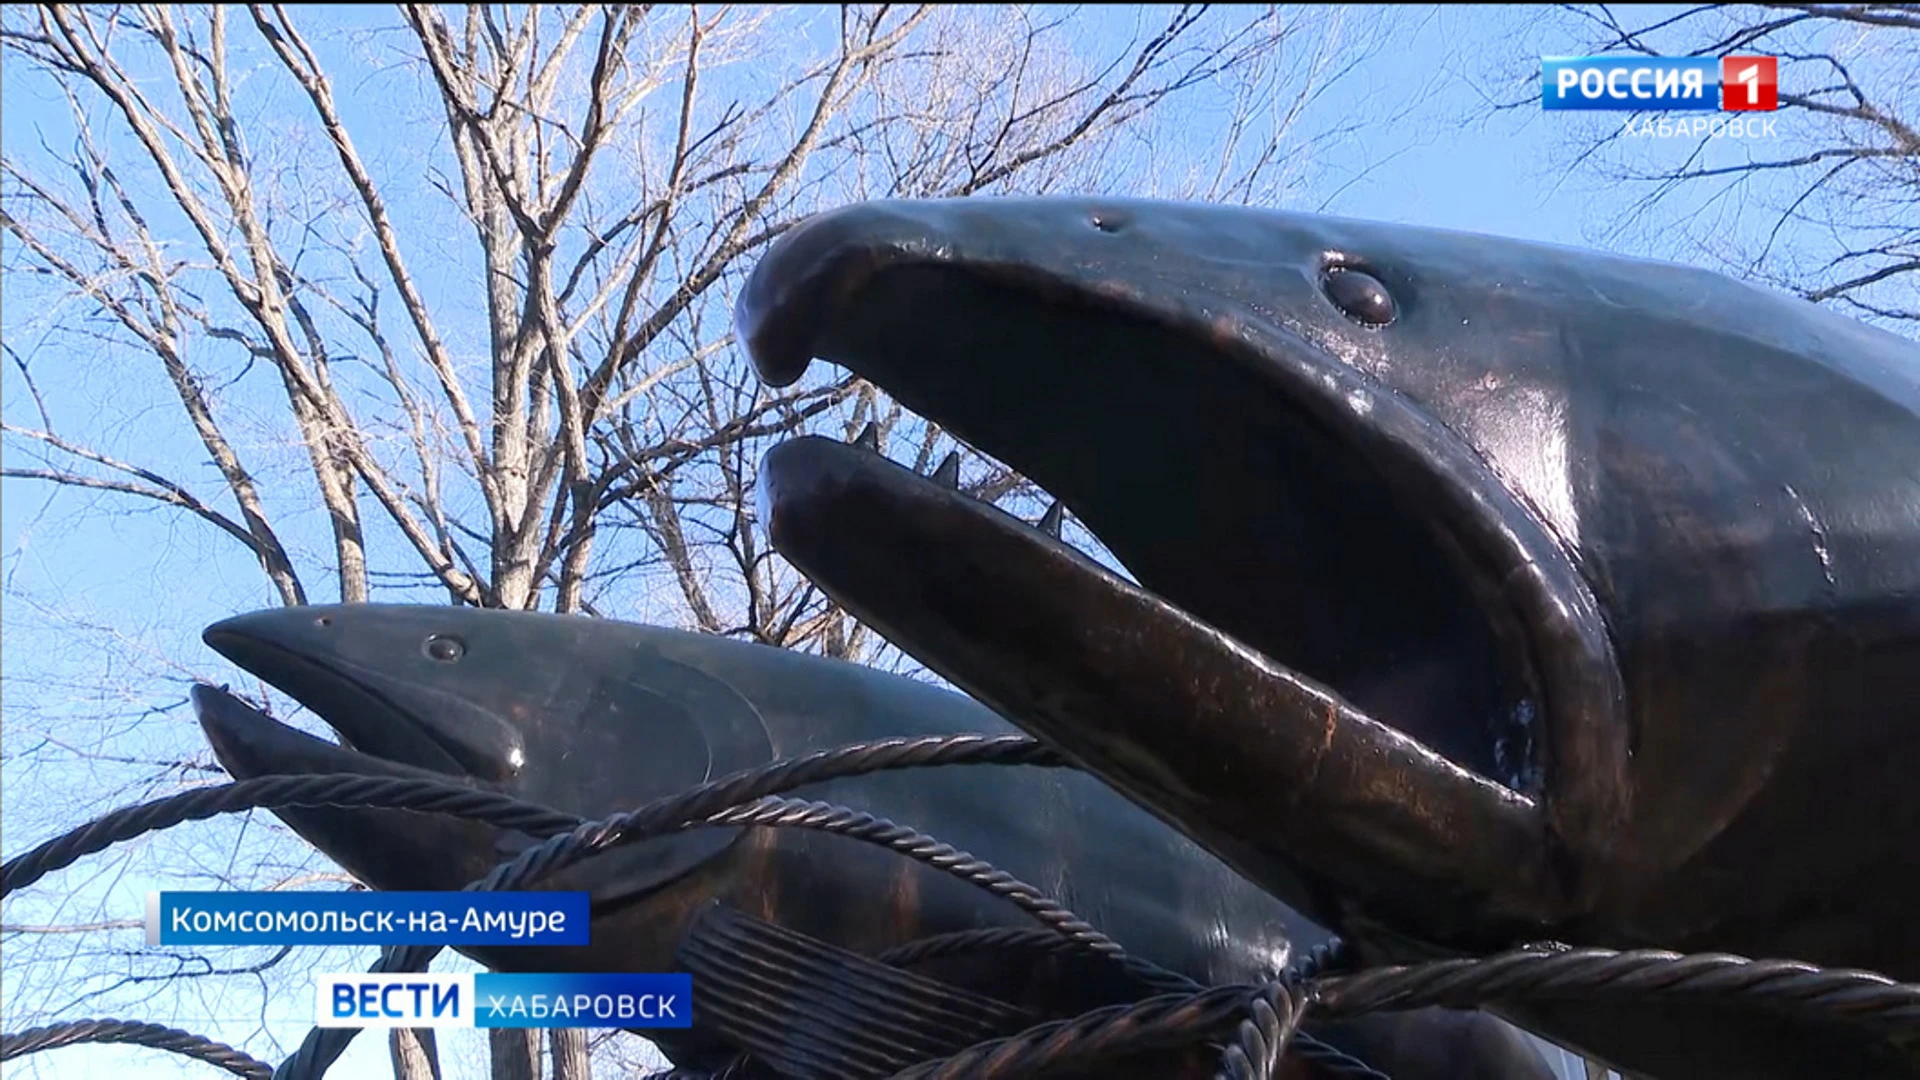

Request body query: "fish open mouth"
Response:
[739, 198, 1632, 953]
[203, 620, 524, 783]
[193, 610, 768, 910]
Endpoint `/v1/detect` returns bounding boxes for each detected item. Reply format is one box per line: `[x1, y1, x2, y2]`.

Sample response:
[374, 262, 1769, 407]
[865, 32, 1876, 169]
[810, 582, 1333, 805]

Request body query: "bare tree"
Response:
[1472, 3, 1919, 331]
[1, 4, 1395, 1077]
[391, 1029, 443, 1080]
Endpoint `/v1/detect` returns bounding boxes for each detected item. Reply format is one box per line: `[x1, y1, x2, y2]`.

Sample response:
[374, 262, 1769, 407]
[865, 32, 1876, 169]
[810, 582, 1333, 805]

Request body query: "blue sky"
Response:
[2, 5, 1893, 1078]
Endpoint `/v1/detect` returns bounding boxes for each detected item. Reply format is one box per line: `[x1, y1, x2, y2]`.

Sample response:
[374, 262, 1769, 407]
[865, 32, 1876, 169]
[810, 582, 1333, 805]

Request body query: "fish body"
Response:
[196, 604, 1558, 1078]
[737, 196, 1920, 1078]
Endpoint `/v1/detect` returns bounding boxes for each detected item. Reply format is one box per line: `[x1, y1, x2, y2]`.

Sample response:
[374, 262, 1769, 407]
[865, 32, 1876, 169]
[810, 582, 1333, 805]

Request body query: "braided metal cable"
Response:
[0, 1019, 274, 1078]
[10, 724, 1920, 1080]
[876, 925, 1196, 993]
[1215, 981, 1308, 1080]
[1313, 947, 1920, 1030]
[1287, 938, 1355, 981]
[889, 947, 1920, 1078]
[878, 925, 1081, 967]
[886, 938, 1920, 1080]
[377, 735, 1066, 981]
[889, 983, 1257, 1079]
[1, 774, 580, 898]
[272, 735, 1069, 1079]
[873, 927, 1392, 1079]
[709, 796, 1123, 957]
[4, 736, 1062, 902]
[0, 735, 1064, 1080]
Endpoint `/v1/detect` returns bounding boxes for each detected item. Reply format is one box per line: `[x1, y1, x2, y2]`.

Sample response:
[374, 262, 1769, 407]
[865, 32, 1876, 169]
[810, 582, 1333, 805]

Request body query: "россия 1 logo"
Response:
[1541, 56, 1778, 111]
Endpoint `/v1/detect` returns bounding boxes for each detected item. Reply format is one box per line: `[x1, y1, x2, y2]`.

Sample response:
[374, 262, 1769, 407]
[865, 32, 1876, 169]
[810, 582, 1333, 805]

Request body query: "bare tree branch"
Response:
[1479, 5, 1918, 330]
[1, 7, 1391, 1076]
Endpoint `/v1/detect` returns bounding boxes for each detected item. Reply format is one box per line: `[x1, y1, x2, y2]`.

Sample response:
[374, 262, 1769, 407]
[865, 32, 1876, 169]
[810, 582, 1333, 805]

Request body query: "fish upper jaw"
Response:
[738, 196, 1637, 953]
[203, 609, 526, 783]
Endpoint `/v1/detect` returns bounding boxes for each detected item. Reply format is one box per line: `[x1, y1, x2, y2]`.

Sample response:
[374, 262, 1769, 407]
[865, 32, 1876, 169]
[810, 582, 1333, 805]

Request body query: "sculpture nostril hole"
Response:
[316, 616, 332, 628]
[1090, 213, 1125, 234]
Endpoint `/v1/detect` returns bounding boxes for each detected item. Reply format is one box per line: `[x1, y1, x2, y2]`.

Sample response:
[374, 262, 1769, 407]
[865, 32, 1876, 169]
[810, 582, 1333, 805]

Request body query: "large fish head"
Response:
[740, 196, 1920, 960]
[197, 605, 772, 909]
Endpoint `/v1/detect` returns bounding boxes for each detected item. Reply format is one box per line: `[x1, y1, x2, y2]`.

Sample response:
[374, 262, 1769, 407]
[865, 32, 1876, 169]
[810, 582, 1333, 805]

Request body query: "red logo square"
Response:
[1722, 56, 1778, 111]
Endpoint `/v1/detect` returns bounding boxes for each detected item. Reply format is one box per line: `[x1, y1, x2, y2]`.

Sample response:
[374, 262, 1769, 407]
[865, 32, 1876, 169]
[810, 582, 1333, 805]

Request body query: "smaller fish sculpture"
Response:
[194, 603, 1564, 1078]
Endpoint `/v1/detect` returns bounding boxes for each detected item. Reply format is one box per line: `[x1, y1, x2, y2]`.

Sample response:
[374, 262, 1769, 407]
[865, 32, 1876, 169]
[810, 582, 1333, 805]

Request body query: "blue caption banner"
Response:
[1541, 57, 1720, 111]
[474, 973, 692, 1029]
[149, 891, 590, 946]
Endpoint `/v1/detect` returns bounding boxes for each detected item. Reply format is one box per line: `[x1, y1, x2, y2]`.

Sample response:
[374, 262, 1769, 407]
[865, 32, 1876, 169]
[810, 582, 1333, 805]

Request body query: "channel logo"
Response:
[318, 974, 472, 1029]
[1542, 56, 1778, 111]
[316, 972, 692, 1029]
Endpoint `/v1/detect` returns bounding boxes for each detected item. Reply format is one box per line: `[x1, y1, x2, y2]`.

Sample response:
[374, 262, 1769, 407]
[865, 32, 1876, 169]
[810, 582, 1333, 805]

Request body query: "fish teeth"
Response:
[930, 451, 961, 488]
[1037, 501, 1064, 538]
[834, 432, 1074, 548]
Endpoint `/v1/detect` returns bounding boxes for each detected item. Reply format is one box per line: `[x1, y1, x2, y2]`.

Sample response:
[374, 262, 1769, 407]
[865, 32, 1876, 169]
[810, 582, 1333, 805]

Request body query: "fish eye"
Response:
[422, 634, 466, 663]
[1321, 267, 1396, 327]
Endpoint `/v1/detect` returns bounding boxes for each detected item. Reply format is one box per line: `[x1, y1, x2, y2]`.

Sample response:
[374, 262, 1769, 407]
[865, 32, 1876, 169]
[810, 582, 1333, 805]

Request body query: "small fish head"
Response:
[198, 605, 774, 912]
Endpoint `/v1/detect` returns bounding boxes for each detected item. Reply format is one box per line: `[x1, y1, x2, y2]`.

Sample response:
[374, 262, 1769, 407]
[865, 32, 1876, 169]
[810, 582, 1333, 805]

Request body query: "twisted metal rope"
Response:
[1288, 939, 1355, 981]
[0, 1019, 274, 1078]
[1314, 947, 1920, 1029]
[1, 734, 1357, 1080]
[272, 735, 1076, 1079]
[2, 774, 582, 898]
[710, 797, 1123, 958]
[874, 926, 1388, 1079]
[1216, 982, 1309, 1080]
[8, 728, 1920, 1080]
[1, 735, 1068, 1080]
[892, 946, 1920, 1079]
[878, 925, 1194, 992]
[2, 735, 1062, 901]
[889, 983, 1260, 1079]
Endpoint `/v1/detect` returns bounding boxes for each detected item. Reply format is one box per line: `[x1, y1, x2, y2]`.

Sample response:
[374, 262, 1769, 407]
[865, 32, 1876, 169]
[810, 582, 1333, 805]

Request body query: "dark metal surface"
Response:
[671, 904, 1042, 1077]
[195, 605, 1557, 1080]
[239, 722, 1323, 1080]
[738, 195, 1920, 1078]
[7, 723, 1917, 1080]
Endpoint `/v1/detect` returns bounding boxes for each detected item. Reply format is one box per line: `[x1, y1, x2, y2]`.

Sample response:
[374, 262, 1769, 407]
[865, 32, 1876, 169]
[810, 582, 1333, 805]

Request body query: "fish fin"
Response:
[674, 904, 1038, 1079]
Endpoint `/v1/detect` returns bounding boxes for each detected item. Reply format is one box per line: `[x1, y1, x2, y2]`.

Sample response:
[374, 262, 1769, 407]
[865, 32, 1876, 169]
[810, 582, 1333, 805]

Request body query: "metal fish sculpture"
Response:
[194, 604, 1561, 1079]
[737, 195, 1920, 1079]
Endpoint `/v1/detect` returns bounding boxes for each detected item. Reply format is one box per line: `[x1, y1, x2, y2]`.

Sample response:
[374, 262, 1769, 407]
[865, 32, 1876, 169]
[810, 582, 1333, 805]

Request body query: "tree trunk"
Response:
[389, 1029, 442, 1080]
[491, 1029, 544, 1080]
[550, 1029, 591, 1080]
